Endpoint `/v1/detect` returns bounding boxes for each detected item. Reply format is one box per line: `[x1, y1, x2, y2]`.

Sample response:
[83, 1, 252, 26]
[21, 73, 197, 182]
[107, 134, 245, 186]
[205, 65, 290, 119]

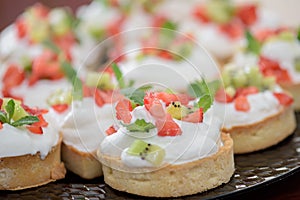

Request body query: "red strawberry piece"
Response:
[52, 104, 69, 113]
[234, 96, 250, 112]
[236, 4, 257, 26]
[0, 98, 3, 108]
[182, 108, 204, 123]
[193, 5, 210, 23]
[0, 123, 3, 129]
[27, 126, 43, 134]
[219, 21, 244, 39]
[273, 92, 294, 106]
[16, 18, 27, 39]
[157, 114, 182, 136]
[235, 86, 259, 97]
[116, 99, 132, 124]
[254, 29, 276, 42]
[215, 88, 234, 103]
[106, 125, 117, 136]
[2, 64, 25, 91]
[94, 89, 105, 107]
[148, 99, 166, 119]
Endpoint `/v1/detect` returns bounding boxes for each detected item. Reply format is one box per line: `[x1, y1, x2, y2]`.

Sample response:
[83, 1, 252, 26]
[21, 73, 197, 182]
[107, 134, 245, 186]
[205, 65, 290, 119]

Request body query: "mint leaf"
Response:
[0, 111, 8, 123]
[297, 27, 300, 42]
[197, 94, 213, 112]
[5, 99, 15, 122]
[42, 39, 61, 54]
[162, 21, 177, 31]
[112, 63, 125, 89]
[61, 61, 83, 101]
[61, 61, 77, 82]
[121, 85, 152, 105]
[188, 79, 220, 98]
[123, 119, 156, 132]
[11, 116, 39, 127]
[246, 30, 261, 55]
[73, 77, 83, 101]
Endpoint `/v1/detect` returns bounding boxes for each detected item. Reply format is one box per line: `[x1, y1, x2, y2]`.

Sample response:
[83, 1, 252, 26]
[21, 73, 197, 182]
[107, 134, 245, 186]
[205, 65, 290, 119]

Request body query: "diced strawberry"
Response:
[234, 96, 250, 112]
[22, 105, 48, 115]
[219, 21, 244, 39]
[29, 51, 64, 85]
[0, 98, 3, 108]
[152, 15, 167, 28]
[273, 92, 294, 106]
[236, 4, 257, 26]
[156, 92, 190, 106]
[107, 17, 124, 36]
[32, 3, 49, 18]
[148, 99, 166, 119]
[34, 114, 48, 127]
[193, 5, 210, 23]
[144, 92, 156, 111]
[94, 89, 105, 107]
[115, 99, 132, 124]
[16, 18, 27, 39]
[27, 126, 43, 134]
[52, 104, 69, 113]
[2, 64, 25, 91]
[182, 108, 204, 123]
[254, 29, 275, 42]
[235, 86, 259, 97]
[259, 56, 292, 84]
[0, 123, 2, 129]
[106, 125, 117, 135]
[215, 88, 234, 103]
[157, 114, 182, 136]
[157, 50, 173, 60]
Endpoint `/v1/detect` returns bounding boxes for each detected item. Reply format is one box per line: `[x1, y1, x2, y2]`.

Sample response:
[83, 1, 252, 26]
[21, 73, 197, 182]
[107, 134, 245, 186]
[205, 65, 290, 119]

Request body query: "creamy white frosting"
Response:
[0, 118, 59, 159]
[0, 25, 43, 63]
[118, 51, 218, 92]
[61, 98, 115, 153]
[99, 105, 221, 167]
[11, 79, 71, 108]
[214, 91, 281, 129]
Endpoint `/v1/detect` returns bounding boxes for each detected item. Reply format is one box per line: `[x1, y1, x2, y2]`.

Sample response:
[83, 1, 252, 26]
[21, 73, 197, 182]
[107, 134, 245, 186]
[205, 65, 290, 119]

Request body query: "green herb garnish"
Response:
[123, 119, 156, 132]
[0, 99, 39, 127]
[61, 61, 83, 101]
[112, 63, 126, 89]
[197, 94, 213, 112]
[246, 30, 261, 55]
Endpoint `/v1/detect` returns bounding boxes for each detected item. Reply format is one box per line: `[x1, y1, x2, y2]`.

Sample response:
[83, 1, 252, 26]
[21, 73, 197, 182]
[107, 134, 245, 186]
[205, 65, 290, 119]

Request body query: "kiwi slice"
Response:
[86, 71, 115, 90]
[2, 98, 29, 121]
[166, 101, 189, 120]
[127, 140, 165, 166]
[47, 89, 72, 106]
[206, 0, 234, 24]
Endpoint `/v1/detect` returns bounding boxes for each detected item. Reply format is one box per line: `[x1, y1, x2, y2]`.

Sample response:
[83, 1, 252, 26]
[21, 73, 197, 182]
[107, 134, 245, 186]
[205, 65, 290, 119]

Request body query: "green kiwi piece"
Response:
[127, 140, 166, 166]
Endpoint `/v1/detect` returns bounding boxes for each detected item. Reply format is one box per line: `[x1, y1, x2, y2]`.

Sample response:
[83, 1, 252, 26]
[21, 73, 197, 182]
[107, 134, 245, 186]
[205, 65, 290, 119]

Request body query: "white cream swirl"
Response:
[61, 98, 115, 153]
[0, 120, 59, 159]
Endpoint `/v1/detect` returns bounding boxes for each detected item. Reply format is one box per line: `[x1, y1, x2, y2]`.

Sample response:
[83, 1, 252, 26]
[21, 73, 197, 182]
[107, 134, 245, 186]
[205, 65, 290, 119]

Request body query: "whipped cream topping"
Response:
[0, 25, 43, 62]
[11, 79, 71, 108]
[118, 52, 218, 92]
[261, 39, 300, 83]
[0, 118, 59, 159]
[214, 91, 281, 129]
[100, 105, 222, 167]
[61, 98, 115, 153]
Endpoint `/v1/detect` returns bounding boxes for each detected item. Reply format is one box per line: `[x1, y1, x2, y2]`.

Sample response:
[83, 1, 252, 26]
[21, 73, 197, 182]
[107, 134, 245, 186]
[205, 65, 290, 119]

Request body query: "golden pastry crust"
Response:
[98, 133, 234, 197]
[61, 143, 102, 179]
[0, 137, 66, 190]
[223, 106, 296, 154]
[280, 82, 300, 111]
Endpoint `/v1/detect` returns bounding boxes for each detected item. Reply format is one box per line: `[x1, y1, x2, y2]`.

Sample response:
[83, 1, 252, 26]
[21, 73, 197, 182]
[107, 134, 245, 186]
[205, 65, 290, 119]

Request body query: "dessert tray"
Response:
[0, 113, 299, 200]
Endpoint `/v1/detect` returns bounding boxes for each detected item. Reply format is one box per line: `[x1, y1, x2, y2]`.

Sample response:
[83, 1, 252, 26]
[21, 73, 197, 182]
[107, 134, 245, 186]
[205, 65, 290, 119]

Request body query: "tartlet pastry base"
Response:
[223, 106, 296, 154]
[0, 137, 66, 190]
[98, 133, 234, 197]
[61, 143, 102, 179]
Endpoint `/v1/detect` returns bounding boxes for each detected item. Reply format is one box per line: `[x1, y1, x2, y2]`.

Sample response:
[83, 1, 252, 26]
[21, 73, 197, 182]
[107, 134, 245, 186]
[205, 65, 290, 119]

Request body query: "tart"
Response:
[232, 28, 300, 110]
[214, 65, 296, 153]
[0, 98, 66, 190]
[97, 91, 234, 197]
[59, 69, 124, 179]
